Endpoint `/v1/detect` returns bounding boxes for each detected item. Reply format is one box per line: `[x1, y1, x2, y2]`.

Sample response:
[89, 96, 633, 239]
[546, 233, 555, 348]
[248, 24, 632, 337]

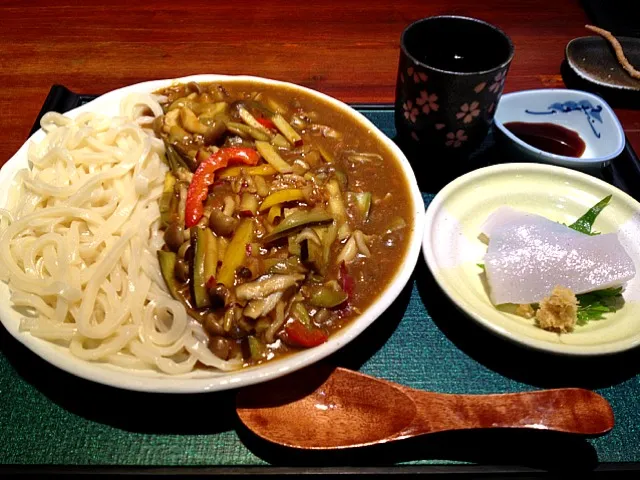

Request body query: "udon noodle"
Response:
[0, 94, 241, 374]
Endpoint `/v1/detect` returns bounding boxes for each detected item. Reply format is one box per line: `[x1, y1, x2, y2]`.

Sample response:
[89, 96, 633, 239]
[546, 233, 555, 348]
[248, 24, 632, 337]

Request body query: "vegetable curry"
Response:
[154, 81, 413, 367]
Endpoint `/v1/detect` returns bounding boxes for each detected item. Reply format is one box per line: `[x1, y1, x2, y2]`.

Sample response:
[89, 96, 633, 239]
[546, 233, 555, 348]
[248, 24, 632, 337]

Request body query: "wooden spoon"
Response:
[236, 365, 614, 449]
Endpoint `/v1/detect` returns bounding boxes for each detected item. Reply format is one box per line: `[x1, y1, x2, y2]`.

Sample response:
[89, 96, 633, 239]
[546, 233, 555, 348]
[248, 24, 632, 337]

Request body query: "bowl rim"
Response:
[422, 162, 640, 356]
[400, 15, 515, 76]
[0, 73, 426, 393]
[493, 88, 625, 164]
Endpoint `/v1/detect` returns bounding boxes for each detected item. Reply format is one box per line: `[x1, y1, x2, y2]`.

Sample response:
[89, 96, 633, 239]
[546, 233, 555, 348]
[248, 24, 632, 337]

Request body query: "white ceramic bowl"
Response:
[493, 89, 624, 168]
[423, 163, 640, 356]
[0, 74, 425, 393]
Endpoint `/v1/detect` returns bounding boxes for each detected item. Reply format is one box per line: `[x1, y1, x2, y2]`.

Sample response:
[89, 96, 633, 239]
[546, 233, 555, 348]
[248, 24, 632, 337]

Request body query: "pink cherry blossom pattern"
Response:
[411, 131, 420, 142]
[488, 102, 495, 113]
[445, 129, 468, 148]
[435, 123, 446, 130]
[489, 70, 507, 93]
[407, 66, 428, 83]
[403, 100, 419, 123]
[474, 82, 487, 93]
[400, 72, 405, 83]
[415, 90, 439, 114]
[456, 101, 480, 124]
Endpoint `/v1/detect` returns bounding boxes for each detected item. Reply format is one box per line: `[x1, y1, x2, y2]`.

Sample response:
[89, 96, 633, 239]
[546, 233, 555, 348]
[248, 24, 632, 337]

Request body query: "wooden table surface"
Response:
[1, 0, 639, 165]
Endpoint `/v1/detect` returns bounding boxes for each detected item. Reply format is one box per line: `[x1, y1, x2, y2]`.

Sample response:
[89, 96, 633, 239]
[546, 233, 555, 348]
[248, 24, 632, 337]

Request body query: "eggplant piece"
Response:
[157, 250, 182, 300]
[159, 172, 177, 227]
[190, 227, 211, 308]
[308, 285, 348, 308]
[300, 238, 325, 273]
[247, 336, 267, 361]
[262, 209, 333, 243]
[202, 120, 227, 145]
[203, 227, 218, 285]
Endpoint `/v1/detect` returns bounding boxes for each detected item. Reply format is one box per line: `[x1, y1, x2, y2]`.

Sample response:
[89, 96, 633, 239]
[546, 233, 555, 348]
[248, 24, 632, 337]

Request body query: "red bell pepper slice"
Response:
[184, 148, 260, 228]
[285, 320, 328, 348]
[256, 117, 276, 130]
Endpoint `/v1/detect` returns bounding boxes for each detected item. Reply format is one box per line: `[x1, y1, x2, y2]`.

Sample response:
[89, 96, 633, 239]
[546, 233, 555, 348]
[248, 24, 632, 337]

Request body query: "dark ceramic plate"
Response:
[566, 36, 640, 92]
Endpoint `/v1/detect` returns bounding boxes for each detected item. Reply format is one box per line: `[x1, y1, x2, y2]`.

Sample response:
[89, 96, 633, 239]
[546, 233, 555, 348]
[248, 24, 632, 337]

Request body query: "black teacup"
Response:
[395, 16, 514, 162]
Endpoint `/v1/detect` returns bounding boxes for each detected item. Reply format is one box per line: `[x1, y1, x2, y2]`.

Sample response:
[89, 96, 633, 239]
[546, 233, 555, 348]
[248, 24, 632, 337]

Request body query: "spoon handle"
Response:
[405, 387, 614, 437]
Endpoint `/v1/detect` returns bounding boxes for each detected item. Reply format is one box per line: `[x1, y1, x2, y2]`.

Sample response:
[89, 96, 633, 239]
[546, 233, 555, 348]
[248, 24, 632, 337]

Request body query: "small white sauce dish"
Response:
[493, 89, 625, 169]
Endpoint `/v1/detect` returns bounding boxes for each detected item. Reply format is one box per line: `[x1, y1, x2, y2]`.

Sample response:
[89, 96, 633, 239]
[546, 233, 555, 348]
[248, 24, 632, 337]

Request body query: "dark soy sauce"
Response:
[504, 122, 586, 157]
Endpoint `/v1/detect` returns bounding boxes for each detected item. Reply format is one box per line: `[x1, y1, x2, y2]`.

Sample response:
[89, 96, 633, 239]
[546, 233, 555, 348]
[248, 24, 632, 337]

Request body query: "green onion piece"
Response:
[272, 113, 303, 146]
[271, 133, 291, 149]
[247, 336, 267, 361]
[255, 141, 293, 173]
[226, 121, 271, 141]
[238, 105, 273, 137]
[353, 192, 372, 221]
[291, 302, 312, 327]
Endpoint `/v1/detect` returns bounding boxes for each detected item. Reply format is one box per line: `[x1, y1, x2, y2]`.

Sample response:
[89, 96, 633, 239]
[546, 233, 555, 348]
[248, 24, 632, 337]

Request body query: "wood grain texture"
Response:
[236, 366, 615, 449]
[1, 0, 639, 165]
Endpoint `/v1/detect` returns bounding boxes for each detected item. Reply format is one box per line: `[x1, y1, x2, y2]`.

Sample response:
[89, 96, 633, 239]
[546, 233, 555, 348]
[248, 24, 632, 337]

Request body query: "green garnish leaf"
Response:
[575, 287, 623, 325]
[568, 195, 612, 235]
[477, 263, 485, 270]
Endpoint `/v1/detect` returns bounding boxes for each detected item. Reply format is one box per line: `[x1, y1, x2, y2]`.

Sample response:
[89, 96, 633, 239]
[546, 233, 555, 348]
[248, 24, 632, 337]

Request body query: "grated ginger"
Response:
[515, 303, 536, 319]
[535, 286, 579, 333]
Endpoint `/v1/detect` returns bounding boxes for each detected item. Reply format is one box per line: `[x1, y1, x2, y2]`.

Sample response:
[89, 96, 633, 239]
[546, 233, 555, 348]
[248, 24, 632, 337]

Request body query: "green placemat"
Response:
[1, 103, 639, 472]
